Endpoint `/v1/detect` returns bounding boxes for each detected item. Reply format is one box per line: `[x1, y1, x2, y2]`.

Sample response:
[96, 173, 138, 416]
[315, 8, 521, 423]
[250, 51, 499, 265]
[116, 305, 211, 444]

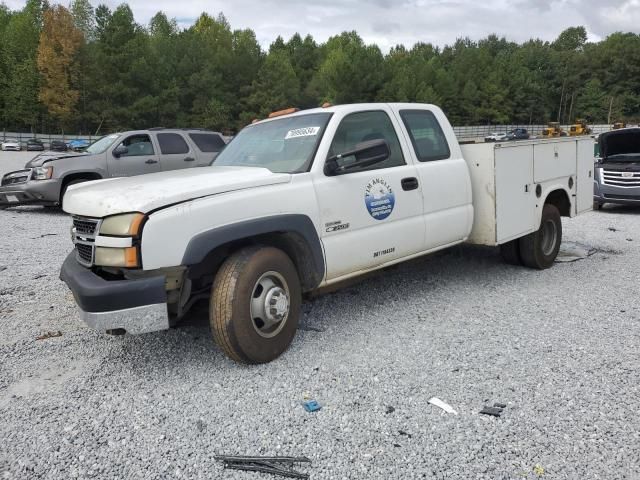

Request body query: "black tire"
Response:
[519, 204, 562, 269]
[210, 246, 301, 364]
[60, 178, 90, 209]
[500, 239, 523, 265]
[593, 201, 604, 210]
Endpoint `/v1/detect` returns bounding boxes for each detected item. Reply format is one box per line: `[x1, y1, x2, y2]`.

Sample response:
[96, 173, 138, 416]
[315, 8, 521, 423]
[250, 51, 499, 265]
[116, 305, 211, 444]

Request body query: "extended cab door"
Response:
[313, 108, 426, 280]
[154, 132, 198, 171]
[107, 133, 161, 177]
[393, 106, 473, 250]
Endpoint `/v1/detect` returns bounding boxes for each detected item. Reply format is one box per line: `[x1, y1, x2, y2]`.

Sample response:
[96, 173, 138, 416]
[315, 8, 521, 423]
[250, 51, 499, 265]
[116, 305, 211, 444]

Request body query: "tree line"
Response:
[1, 0, 639, 135]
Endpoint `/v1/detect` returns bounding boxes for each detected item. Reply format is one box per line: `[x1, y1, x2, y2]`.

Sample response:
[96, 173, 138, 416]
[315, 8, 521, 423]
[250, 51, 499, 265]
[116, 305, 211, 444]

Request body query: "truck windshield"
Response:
[85, 134, 120, 154]
[213, 113, 332, 173]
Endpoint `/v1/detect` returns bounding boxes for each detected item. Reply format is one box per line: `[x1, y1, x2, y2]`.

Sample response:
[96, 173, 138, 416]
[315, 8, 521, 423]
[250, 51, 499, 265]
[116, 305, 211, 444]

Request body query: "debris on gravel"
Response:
[1, 153, 639, 479]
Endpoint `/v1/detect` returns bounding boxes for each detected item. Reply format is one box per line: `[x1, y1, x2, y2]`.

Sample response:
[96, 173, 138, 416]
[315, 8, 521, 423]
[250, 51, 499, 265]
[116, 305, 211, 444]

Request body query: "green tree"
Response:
[245, 49, 300, 121]
[312, 31, 384, 104]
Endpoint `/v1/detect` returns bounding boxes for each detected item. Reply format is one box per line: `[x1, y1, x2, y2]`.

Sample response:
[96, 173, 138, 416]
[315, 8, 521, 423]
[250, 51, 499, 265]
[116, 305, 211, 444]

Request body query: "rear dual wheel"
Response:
[500, 204, 562, 269]
[210, 246, 301, 364]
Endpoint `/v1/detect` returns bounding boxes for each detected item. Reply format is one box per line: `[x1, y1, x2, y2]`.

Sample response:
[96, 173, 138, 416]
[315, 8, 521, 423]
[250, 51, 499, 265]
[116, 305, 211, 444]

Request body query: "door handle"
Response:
[145, 159, 158, 164]
[183, 157, 195, 162]
[401, 177, 419, 191]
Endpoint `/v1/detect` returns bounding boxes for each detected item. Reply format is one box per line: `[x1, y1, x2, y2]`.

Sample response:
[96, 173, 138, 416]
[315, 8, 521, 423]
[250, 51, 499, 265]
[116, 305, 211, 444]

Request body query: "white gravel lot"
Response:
[0, 151, 639, 480]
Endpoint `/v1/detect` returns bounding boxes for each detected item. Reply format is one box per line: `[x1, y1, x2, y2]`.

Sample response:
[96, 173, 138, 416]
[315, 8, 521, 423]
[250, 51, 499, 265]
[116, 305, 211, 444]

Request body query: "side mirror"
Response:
[325, 139, 390, 176]
[113, 145, 128, 158]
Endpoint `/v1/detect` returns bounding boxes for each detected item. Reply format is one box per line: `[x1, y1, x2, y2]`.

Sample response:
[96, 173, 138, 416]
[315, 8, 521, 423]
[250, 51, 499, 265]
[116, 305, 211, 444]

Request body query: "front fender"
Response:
[181, 214, 325, 289]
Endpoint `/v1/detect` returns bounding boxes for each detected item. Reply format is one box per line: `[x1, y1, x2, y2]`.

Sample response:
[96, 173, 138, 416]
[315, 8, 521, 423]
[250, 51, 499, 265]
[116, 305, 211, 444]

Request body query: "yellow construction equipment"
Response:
[542, 122, 567, 137]
[569, 119, 592, 136]
[612, 122, 626, 130]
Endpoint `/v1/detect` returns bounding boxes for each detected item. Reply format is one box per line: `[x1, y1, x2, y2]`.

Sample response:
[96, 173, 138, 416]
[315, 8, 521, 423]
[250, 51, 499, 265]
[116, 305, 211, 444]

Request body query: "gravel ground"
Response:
[1, 151, 639, 480]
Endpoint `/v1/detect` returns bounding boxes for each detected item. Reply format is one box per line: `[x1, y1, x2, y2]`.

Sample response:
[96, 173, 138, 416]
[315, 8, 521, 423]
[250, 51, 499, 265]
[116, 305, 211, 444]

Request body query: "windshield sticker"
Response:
[365, 178, 395, 220]
[285, 126, 320, 139]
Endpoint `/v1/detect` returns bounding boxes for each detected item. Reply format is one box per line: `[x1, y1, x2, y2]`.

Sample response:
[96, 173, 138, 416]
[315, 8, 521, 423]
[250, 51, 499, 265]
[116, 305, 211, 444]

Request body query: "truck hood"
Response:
[26, 151, 88, 167]
[63, 166, 291, 217]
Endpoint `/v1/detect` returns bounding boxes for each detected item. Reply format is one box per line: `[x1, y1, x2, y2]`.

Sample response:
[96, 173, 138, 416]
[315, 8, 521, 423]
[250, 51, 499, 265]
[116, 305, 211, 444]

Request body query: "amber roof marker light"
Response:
[268, 107, 300, 118]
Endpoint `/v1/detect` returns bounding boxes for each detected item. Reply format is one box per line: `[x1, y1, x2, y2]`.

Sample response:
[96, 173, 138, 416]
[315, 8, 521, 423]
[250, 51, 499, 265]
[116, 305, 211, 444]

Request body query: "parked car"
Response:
[67, 139, 91, 152]
[50, 140, 68, 152]
[1, 139, 21, 151]
[26, 138, 45, 151]
[0, 128, 228, 208]
[484, 132, 507, 142]
[593, 127, 640, 209]
[504, 128, 530, 141]
[58, 103, 593, 363]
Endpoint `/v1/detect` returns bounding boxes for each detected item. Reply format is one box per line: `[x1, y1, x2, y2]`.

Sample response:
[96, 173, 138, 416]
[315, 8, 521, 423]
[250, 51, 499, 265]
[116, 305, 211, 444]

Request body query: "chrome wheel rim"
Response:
[541, 219, 558, 256]
[250, 271, 290, 338]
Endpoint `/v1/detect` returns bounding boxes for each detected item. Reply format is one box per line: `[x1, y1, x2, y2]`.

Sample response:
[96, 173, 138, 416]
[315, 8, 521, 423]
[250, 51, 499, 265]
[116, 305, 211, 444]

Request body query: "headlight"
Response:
[99, 213, 145, 236]
[95, 247, 139, 268]
[32, 166, 53, 180]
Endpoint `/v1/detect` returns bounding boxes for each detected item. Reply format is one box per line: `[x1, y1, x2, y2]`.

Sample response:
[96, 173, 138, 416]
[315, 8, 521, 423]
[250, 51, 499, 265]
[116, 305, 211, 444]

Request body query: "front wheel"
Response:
[519, 204, 562, 269]
[210, 246, 301, 364]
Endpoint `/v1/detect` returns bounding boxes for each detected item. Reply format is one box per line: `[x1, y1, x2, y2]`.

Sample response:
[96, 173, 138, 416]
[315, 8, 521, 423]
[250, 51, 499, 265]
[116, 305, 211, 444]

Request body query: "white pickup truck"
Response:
[60, 103, 594, 363]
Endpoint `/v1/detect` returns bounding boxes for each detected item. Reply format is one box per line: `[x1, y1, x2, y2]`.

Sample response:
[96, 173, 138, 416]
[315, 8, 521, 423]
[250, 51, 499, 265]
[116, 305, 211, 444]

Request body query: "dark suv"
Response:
[593, 128, 640, 209]
[504, 128, 530, 141]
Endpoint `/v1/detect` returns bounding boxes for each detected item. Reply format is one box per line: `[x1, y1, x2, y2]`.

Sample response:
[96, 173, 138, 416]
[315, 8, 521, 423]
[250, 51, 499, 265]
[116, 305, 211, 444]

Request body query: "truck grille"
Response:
[72, 216, 100, 267]
[1, 169, 31, 186]
[73, 217, 99, 236]
[602, 170, 640, 187]
[76, 243, 94, 265]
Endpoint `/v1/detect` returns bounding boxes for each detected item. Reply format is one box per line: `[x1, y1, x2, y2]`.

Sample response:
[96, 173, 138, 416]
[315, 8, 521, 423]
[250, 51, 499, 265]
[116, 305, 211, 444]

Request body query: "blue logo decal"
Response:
[365, 178, 395, 220]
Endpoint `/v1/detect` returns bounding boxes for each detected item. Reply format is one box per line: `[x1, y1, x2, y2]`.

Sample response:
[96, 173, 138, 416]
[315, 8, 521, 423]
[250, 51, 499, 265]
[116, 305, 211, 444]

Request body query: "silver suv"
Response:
[0, 128, 227, 208]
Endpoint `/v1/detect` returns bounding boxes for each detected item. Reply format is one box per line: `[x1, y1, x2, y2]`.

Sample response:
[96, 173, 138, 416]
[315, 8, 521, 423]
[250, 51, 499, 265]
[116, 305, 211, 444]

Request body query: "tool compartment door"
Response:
[576, 138, 595, 214]
[495, 144, 536, 243]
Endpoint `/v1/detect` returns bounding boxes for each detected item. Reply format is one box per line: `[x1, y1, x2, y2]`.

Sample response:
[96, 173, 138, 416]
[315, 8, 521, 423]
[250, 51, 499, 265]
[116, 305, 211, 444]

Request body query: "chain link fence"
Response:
[452, 124, 613, 140]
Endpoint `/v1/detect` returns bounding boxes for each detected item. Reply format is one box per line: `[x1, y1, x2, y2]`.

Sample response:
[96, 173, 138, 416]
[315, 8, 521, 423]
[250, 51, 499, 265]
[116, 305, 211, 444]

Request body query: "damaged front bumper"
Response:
[59, 252, 170, 334]
[0, 170, 61, 206]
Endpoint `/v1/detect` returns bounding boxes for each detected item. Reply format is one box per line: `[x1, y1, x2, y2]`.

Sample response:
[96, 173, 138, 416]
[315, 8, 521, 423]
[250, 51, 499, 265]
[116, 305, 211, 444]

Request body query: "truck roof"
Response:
[108, 128, 224, 136]
[254, 103, 438, 125]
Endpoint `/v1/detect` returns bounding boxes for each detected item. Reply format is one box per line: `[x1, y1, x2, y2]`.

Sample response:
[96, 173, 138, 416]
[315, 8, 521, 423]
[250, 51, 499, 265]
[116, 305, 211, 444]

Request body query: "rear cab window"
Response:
[189, 133, 226, 153]
[400, 110, 450, 162]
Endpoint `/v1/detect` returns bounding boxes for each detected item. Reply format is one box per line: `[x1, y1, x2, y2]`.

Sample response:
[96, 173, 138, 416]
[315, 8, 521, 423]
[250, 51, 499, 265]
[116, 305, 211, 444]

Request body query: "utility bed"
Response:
[461, 137, 594, 246]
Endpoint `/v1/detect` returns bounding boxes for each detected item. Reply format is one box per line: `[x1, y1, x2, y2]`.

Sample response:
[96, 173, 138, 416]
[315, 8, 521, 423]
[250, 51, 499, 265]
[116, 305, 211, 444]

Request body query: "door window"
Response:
[157, 133, 190, 154]
[327, 111, 405, 173]
[400, 110, 450, 162]
[119, 135, 154, 156]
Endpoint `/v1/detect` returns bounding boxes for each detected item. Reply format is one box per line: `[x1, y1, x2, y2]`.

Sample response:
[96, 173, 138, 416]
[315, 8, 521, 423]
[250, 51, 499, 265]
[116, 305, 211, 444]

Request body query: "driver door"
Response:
[313, 109, 425, 280]
[107, 134, 162, 177]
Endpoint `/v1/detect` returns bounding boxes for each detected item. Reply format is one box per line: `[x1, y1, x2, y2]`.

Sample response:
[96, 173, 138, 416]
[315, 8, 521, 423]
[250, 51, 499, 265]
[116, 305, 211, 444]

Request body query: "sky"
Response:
[4, 0, 640, 50]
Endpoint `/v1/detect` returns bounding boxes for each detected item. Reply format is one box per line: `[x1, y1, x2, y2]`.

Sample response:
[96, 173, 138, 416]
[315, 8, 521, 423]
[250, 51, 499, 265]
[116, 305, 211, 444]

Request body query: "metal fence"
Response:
[0, 124, 620, 147]
[452, 124, 614, 139]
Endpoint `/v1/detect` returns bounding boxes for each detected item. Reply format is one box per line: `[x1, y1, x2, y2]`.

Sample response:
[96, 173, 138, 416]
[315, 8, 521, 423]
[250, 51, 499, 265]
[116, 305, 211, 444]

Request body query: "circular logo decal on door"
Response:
[365, 178, 395, 220]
